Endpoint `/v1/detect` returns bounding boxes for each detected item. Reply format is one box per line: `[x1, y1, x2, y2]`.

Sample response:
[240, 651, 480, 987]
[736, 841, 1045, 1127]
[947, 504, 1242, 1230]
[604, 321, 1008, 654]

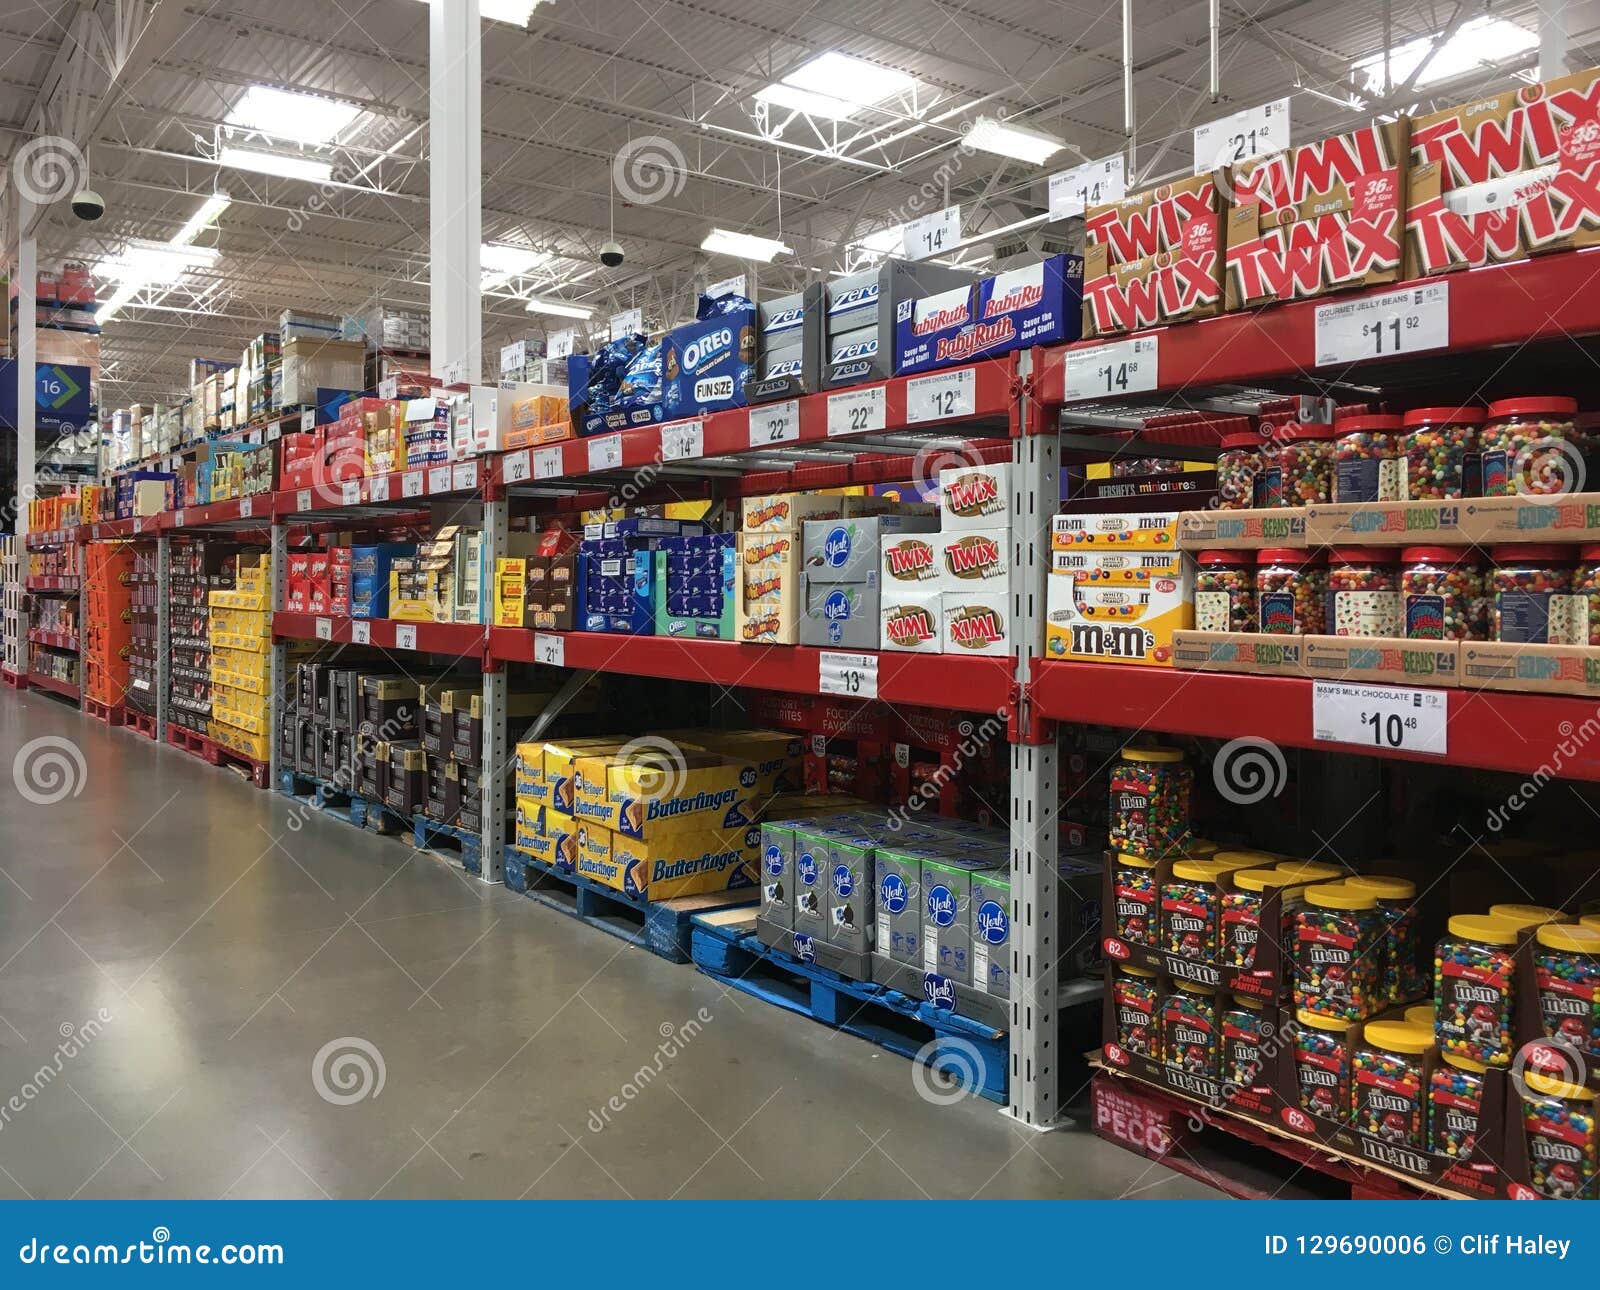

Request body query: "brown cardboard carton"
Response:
[1082, 174, 1225, 337]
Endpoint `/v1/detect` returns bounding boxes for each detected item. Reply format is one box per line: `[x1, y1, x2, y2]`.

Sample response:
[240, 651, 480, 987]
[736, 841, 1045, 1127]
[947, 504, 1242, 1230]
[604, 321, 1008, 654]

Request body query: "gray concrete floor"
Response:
[0, 691, 1221, 1199]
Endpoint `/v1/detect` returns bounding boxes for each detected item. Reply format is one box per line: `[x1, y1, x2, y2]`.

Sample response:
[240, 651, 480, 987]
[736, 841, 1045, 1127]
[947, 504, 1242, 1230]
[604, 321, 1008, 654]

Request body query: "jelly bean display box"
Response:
[1082, 174, 1225, 337]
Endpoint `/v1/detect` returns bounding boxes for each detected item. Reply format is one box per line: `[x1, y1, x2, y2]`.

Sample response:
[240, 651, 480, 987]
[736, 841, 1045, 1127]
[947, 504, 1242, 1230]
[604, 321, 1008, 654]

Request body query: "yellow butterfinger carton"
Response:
[575, 823, 619, 888]
[610, 824, 763, 900]
[543, 738, 632, 814]
[573, 750, 767, 840]
[514, 741, 547, 800]
[655, 729, 803, 796]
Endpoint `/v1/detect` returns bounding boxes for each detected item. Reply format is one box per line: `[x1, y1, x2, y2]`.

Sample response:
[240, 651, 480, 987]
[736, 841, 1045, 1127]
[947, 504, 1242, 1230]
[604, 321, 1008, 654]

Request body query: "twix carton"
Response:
[938, 462, 1012, 530]
[1226, 121, 1409, 309]
[1407, 67, 1600, 275]
[1083, 174, 1225, 337]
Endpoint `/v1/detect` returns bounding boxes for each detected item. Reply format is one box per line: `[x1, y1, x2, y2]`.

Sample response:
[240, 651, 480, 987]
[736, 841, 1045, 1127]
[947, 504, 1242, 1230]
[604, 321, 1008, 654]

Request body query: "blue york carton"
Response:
[662, 306, 755, 418]
[895, 253, 1083, 375]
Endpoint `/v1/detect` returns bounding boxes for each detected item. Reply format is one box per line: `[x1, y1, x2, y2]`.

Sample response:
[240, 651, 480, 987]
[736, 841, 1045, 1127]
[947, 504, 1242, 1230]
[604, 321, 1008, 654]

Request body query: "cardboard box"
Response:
[939, 463, 1011, 531]
[1170, 630, 1310, 676]
[1460, 641, 1600, 696]
[1046, 553, 1191, 665]
[572, 750, 764, 840]
[936, 528, 1007, 590]
[941, 592, 1011, 656]
[740, 492, 901, 533]
[799, 514, 937, 650]
[880, 531, 941, 589]
[610, 824, 763, 901]
[1083, 173, 1225, 336]
[881, 591, 943, 653]
[735, 531, 800, 644]
[652, 540, 735, 641]
[662, 305, 754, 419]
[1177, 507, 1312, 549]
[542, 738, 632, 814]
[1053, 509, 1182, 550]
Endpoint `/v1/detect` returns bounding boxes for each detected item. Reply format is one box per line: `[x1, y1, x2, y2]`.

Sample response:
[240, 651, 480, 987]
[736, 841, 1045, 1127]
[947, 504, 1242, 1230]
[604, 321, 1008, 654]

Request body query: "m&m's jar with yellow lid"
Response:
[1352, 1020, 1433, 1148]
[1112, 965, 1159, 1059]
[1520, 1072, 1599, 1199]
[1294, 1010, 1352, 1122]
[1277, 861, 1345, 882]
[1435, 914, 1523, 1066]
[1294, 884, 1381, 1021]
[1430, 1053, 1489, 1160]
[1535, 922, 1600, 1060]
[1220, 867, 1308, 970]
[1162, 861, 1230, 960]
[1111, 854, 1158, 947]
[1345, 875, 1424, 1006]
[1108, 745, 1191, 859]
[1222, 996, 1271, 1093]
[1161, 981, 1219, 1079]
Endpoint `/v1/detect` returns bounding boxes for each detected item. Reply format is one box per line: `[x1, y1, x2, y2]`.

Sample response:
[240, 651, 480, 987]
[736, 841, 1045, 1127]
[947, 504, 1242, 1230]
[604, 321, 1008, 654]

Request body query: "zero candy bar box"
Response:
[1225, 121, 1409, 310]
[893, 254, 1083, 375]
[1407, 66, 1600, 276]
[1083, 174, 1225, 337]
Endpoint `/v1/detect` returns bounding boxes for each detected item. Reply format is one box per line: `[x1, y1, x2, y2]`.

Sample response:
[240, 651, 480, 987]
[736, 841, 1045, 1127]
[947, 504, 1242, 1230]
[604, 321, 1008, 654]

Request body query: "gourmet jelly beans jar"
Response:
[1112, 965, 1159, 1059]
[1574, 544, 1600, 646]
[1535, 922, 1600, 1060]
[1221, 867, 1307, 970]
[1429, 1053, 1488, 1159]
[1257, 548, 1327, 635]
[1333, 415, 1403, 503]
[1520, 1072, 1599, 1199]
[1401, 546, 1487, 641]
[1161, 981, 1219, 1079]
[1491, 544, 1575, 644]
[1108, 746, 1191, 859]
[1294, 1009, 1352, 1121]
[1295, 884, 1381, 1021]
[1353, 1020, 1433, 1148]
[1326, 548, 1401, 637]
[1345, 874, 1424, 1006]
[1162, 860, 1231, 961]
[1111, 854, 1158, 946]
[1260, 423, 1335, 506]
[1222, 996, 1271, 1093]
[1480, 396, 1580, 495]
[1217, 430, 1264, 510]
[1435, 914, 1523, 1066]
[1194, 551, 1255, 633]
[1403, 405, 1483, 500]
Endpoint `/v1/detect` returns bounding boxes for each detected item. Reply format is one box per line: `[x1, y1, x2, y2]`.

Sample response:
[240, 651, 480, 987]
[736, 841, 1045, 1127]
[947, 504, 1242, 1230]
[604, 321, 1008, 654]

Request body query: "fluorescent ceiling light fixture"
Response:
[754, 51, 913, 121]
[525, 296, 593, 319]
[95, 283, 140, 326]
[754, 83, 862, 122]
[1354, 17, 1537, 94]
[964, 116, 1065, 165]
[413, 0, 544, 26]
[218, 146, 334, 183]
[224, 86, 361, 145]
[700, 228, 793, 261]
[96, 240, 220, 283]
[171, 193, 230, 247]
[482, 243, 550, 289]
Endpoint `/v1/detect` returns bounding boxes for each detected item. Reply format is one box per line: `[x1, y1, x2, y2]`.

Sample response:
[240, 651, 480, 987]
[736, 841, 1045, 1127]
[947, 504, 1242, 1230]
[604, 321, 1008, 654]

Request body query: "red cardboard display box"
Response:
[1083, 174, 1225, 336]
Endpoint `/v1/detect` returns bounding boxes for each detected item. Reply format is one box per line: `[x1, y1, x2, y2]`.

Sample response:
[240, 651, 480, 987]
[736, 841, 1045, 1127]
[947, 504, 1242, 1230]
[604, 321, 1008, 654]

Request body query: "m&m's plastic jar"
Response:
[1111, 854, 1158, 946]
[1435, 914, 1523, 1066]
[1294, 1010, 1352, 1121]
[1400, 546, 1486, 641]
[1161, 981, 1219, 1079]
[1345, 875, 1424, 1006]
[1573, 545, 1600, 646]
[1405, 1004, 1436, 1027]
[1353, 1020, 1433, 1148]
[1295, 884, 1382, 1021]
[1490, 903, 1569, 930]
[1108, 746, 1191, 859]
[1162, 861, 1231, 960]
[1403, 405, 1483, 499]
[1220, 867, 1308, 970]
[1491, 545, 1575, 644]
[1333, 415, 1403, 502]
[1535, 923, 1600, 1060]
[1257, 549, 1327, 635]
[1217, 430, 1264, 509]
[1480, 397, 1580, 495]
[1326, 548, 1401, 638]
[1194, 551, 1256, 633]
[1429, 1053, 1488, 1159]
[1276, 861, 1346, 882]
[1222, 996, 1271, 1093]
[1112, 965, 1159, 1059]
[1260, 423, 1336, 506]
[1520, 1072, 1599, 1199]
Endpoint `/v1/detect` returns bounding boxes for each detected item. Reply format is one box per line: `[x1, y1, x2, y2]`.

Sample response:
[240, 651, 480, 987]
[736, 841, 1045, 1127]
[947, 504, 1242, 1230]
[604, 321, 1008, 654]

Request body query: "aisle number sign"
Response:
[903, 206, 961, 261]
[394, 625, 418, 651]
[351, 621, 371, 645]
[1312, 681, 1448, 756]
[1193, 98, 1290, 174]
[1313, 283, 1449, 366]
[1049, 155, 1126, 219]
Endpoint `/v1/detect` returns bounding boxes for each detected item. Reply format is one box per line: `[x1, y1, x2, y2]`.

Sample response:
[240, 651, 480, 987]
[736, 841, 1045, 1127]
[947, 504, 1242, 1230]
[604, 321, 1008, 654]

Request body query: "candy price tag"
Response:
[1062, 335, 1159, 402]
[301, 409, 316, 433]
[533, 632, 565, 668]
[533, 446, 564, 480]
[587, 434, 622, 473]
[314, 617, 332, 640]
[296, 489, 312, 512]
[1314, 283, 1449, 367]
[340, 480, 361, 505]
[818, 651, 878, 699]
[394, 624, 418, 651]
[451, 461, 478, 490]
[660, 420, 703, 462]
[906, 369, 974, 423]
[369, 474, 390, 502]
[428, 465, 452, 493]
[503, 450, 531, 483]
[827, 386, 886, 437]
[1312, 681, 1448, 756]
[499, 341, 526, 375]
[240, 497, 253, 518]
[174, 510, 185, 528]
[749, 400, 799, 446]
[1193, 97, 1290, 173]
[1049, 154, 1126, 219]
[351, 620, 371, 645]
[378, 377, 399, 400]
[903, 206, 961, 261]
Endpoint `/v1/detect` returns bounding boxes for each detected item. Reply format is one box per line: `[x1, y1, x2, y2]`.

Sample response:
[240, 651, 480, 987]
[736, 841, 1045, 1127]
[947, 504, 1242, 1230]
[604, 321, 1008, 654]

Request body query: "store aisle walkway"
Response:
[0, 693, 1220, 1199]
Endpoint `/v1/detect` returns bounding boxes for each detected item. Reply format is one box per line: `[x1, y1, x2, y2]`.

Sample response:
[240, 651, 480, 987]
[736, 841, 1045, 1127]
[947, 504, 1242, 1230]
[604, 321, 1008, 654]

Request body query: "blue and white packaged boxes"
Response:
[662, 306, 754, 419]
[894, 253, 1083, 376]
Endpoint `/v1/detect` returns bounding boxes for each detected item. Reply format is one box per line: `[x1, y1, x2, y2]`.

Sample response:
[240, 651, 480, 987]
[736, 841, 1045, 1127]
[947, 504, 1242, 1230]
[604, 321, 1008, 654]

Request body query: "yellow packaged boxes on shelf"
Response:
[610, 825, 762, 901]
[1050, 511, 1182, 552]
[519, 812, 578, 870]
[572, 750, 767, 840]
[655, 728, 803, 796]
[1045, 555, 1194, 666]
[575, 823, 618, 886]
[514, 742, 550, 802]
[543, 738, 633, 813]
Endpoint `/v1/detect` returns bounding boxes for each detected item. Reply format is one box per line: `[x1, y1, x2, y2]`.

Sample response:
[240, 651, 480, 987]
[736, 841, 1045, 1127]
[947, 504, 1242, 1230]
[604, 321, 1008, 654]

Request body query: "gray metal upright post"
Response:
[268, 522, 287, 786]
[155, 534, 170, 740]
[478, 495, 508, 883]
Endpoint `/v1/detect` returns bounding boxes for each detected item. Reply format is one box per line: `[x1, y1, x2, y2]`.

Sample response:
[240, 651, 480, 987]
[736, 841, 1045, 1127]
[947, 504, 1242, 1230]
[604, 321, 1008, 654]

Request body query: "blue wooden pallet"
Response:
[690, 911, 1008, 1104]
[413, 814, 483, 876]
[502, 846, 757, 965]
[276, 771, 405, 834]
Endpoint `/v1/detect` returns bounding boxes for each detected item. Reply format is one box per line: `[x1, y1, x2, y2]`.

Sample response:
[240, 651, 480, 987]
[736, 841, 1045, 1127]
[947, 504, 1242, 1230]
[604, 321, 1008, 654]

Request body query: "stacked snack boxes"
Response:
[1045, 511, 1193, 666]
[736, 493, 861, 645]
[894, 254, 1084, 374]
[82, 542, 133, 707]
[653, 533, 735, 639]
[167, 538, 214, 735]
[209, 553, 273, 761]
[1082, 175, 1226, 336]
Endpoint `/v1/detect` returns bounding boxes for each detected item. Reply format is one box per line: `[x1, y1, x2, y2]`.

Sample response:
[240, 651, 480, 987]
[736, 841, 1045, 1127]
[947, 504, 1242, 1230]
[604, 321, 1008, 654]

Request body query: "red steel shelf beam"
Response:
[273, 612, 487, 660]
[27, 672, 80, 701]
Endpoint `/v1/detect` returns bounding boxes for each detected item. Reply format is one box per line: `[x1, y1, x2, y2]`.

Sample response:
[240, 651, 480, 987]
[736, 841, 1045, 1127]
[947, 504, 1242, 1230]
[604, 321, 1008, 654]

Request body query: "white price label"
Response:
[827, 386, 886, 437]
[818, 651, 878, 699]
[267, 424, 281, 442]
[499, 340, 527, 375]
[394, 624, 418, 651]
[503, 450, 532, 484]
[1312, 681, 1448, 756]
[427, 465, 452, 493]
[609, 307, 643, 337]
[1048, 154, 1127, 219]
[452, 461, 478, 490]
[378, 377, 400, 400]
[340, 480, 361, 505]
[402, 470, 424, 498]
[132, 517, 144, 534]
[905, 368, 975, 423]
[707, 273, 746, 299]
[441, 358, 467, 386]
[351, 620, 371, 645]
[903, 206, 961, 261]
[1193, 97, 1291, 173]
[548, 330, 575, 360]
[533, 631, 565, 668]
[368, 474, 390, 502]
[300, 409, 316, 433]
[587, 434, 623, 473]
[174, 510, 185, 527]
[239, 497, 253, 518]
[296, 489, 312, 512]
[314, 617, 332, 640]
[533, 446, 564, 480]
[1062, 335, 1160, 402]
[749, 399, 800, 446]
[660, 420, 703, 462]
[1314, 282, 1449, 367]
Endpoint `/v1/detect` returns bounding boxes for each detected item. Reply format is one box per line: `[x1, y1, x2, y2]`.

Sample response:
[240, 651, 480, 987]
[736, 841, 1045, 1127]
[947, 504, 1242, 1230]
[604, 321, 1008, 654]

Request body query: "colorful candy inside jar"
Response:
[1111, 853, 1158, 946]
[1403, 405, 1483, 500]
[1435, 914, 1523, 1067]
[1521, 1072, 1599, 1199]
[1260, 423, 1335, 506]
[1326, 548, 1401, 638]
[1574, 544, 1600, 647]
[1108, 745, 1191, 859]
[1216, 430, 1264, 510]
[1535, 923, 1600, 1061]
[1161, 860, 1233, 961]
[1353, 1020, 1433, 1148]
[1222, 996, 1271, 1094]
[1294, 1009, 1352, 1122]
[1345, 874, 1424, 1005]
[1257, 548, 1327, 635]
[1220, 866, 1307, 970]
[1294, 884, 1381, 1021]
[1194, 550, 1256, 633]
[1333, 415, 1403, 503]
[1491, 545, 1578, 644]
[1112, 965, 1159, 1060]
[1429, 1053, 1488, 1159]
[1401, 546, 1487, 641]
[1479, 396, 1580, 496]
[1161, 981, 1219, 1079]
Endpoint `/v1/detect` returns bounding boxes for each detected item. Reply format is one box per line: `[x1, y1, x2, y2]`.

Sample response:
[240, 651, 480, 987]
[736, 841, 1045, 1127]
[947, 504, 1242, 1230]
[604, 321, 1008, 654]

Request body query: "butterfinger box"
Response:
[573, 750, 765, 839]
[1225, 121, 1409, 309]
[543, 738, 631, 814]
[611, 824, 763, 901]
[1083, 174, 1225, 337]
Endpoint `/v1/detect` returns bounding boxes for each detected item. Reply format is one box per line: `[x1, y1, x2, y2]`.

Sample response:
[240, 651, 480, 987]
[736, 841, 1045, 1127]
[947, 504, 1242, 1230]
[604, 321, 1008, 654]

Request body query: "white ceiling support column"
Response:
[15, 193, 35, 534]
[429, 0, 482, 384]
[1540, 0, 1570, 80]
